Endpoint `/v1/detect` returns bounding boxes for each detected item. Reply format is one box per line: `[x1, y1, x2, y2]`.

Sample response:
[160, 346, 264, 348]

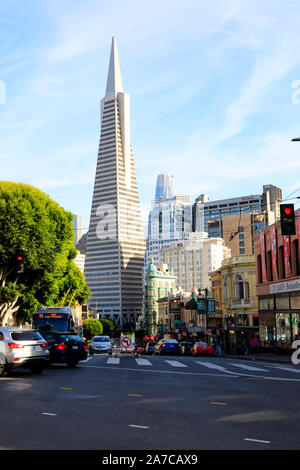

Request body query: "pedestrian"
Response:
[243, 340, 248, 355]
[251, 336, 259, 355]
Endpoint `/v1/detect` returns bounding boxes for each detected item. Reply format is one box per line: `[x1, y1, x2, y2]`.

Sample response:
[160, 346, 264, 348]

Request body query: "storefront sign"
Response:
[283, 235, 292, 278]
[270, 225, 278, 281]
[270, 279, 300, 294]
[259, 232, 267, 282]
[197, 298, 206, 314]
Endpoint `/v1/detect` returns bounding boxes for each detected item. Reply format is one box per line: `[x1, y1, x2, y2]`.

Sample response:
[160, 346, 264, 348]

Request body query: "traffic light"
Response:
[280, 204, 296, 235]
[16, 251, 24, 273]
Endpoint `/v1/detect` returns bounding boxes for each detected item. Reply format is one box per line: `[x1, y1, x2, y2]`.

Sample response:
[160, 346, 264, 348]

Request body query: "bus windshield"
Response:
[33, 314, 69, 332]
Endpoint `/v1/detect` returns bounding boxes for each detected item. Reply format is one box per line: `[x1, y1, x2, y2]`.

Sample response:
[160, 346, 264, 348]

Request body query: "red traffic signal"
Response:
[280, 204, 296, 236]
[17, 256, 23, 262]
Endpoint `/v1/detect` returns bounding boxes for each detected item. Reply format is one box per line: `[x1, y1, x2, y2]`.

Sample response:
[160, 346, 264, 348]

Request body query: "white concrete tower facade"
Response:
[84, 37, 145, 328]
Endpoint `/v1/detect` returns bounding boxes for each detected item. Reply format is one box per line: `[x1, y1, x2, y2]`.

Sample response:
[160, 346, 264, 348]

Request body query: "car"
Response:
[136, 346, 145, 354]
[191, 341, 214, 357]
[154, 339, 180, 355]
[40, 331, 87, 367]
[179, 342, 194, 356]
[0, 327, 50, 376]
[89, 336, 112, 355]
[145, 341, 156, 355]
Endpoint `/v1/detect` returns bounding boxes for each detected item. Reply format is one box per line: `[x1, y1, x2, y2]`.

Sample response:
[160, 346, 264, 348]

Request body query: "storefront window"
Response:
[259, 296, 274, 311]
[290, 292, 300, 309]
[275, 294, 289, 310]
[276, 313, 292, 346]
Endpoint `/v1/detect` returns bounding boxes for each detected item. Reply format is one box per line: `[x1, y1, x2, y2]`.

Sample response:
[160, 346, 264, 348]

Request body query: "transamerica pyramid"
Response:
[84, 37, 145, 329]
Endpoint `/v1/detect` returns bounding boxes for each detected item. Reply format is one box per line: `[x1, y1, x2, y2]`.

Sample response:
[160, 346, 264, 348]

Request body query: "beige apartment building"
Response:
[158, 232, 231, 293]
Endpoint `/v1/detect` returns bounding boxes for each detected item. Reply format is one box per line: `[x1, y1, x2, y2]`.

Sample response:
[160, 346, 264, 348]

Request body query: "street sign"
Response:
[120, 333, 135, 353]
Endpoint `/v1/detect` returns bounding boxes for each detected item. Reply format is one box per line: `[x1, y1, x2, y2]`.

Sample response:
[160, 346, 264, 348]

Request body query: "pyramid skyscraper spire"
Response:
[84, 37, 145, 329]
[105, 36, 124, 97]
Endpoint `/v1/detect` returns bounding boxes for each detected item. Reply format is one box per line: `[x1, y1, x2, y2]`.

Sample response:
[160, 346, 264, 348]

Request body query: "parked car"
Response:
[154, 339, 180, 355]
[89, 336, 112, 355]
[191, 341, 214, 357]
[0, 327, 49, 376]
[135, 345, 145, 354]
[40, 331, 87, 367]
[179, 342, 194, 356]
[145, 341, 156, 355]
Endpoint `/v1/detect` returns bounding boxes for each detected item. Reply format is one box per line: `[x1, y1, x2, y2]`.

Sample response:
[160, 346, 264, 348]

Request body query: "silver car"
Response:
[0, 327, 50, 376]
[89, 336, 112, 354]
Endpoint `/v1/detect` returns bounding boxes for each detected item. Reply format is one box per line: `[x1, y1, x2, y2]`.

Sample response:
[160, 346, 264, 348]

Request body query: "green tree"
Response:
[82, 319, 103, 340]
[0, 182, 90, 325]
[99, 318, 115, 334]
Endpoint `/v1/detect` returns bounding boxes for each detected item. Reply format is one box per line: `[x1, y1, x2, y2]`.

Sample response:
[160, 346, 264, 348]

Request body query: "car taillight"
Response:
[56, 344, 67, 350]
[41, 342, 48, 348]
[162, 344, 166, 347]
[83, 344, 87, 350]
[8, 342, 24, 349]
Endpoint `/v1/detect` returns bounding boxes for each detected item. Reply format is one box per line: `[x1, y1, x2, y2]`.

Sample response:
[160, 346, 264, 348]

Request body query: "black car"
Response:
[39, 331, 87, 367]
[179, 342, 193, 356]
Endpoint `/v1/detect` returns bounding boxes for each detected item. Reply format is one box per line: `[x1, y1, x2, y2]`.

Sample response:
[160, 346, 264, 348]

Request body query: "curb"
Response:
[224, 355, 297, 365]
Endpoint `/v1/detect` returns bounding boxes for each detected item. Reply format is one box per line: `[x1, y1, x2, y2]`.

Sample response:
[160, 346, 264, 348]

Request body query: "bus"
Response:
[32, 306, 82, 335]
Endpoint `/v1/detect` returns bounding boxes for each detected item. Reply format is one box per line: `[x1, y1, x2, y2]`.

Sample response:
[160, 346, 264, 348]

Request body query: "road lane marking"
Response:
[60, 387, 72, 390]
[128, 394, 143, 397]
[268, 366, 300, 374]
[244, 438, 271, 444]
[210, 402, 228, 406]
[41, 413, 57, 416]
[194, 361, 239, 374]
[80, 364, 300, 381]
[164, 360, 188, 368]
[230, 363, 269, 372]
[128, 425, 149, 429]
[135, 358, 152, 366]
[106, 358, 120, 365]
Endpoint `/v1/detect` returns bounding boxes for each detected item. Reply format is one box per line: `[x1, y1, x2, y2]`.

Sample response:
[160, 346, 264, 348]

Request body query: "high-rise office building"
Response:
[192, 184, 282, 256]
[145, 175, 192, 276]
[84, 37, 145, 328]
[72, 214, 82, 245]
[155, 173, 174, 201]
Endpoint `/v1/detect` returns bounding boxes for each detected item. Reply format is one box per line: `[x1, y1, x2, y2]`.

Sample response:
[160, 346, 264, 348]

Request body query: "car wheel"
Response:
[67, 360, 78, 368]
[0, 363, 9, 377]
[30, 365, 45, 374]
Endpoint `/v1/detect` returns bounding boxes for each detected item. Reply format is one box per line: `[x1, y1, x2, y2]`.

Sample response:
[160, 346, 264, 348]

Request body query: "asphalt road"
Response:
[1, 353, 300, 450]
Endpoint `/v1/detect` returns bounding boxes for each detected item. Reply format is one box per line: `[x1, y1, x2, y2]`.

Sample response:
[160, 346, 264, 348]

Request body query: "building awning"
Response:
[185, 298, 198, 310]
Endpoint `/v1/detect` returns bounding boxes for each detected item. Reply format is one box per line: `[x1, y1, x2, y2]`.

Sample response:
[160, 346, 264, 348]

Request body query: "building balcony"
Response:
[231, 298, 252, 307]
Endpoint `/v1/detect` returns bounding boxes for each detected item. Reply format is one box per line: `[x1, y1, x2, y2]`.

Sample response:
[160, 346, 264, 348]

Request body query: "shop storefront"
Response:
[258, 289, 300, 353]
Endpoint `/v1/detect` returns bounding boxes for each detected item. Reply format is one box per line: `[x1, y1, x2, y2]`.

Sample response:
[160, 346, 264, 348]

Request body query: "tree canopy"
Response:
[0, 182, 90, 325]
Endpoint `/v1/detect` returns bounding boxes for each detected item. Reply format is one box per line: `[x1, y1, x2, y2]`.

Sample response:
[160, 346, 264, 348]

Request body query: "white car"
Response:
[90, 336, 112, 355]
[0, 327, 50, 376]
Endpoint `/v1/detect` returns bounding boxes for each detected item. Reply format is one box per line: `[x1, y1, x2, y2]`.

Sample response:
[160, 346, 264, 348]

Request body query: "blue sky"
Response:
[1, 0, 300, 234]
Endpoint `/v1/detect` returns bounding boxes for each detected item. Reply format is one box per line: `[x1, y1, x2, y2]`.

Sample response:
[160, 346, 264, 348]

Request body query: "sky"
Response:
[1, 0, 300, 236]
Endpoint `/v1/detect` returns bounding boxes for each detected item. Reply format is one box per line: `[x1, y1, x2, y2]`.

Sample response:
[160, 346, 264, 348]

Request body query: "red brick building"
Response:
[254, 209, 300, 353]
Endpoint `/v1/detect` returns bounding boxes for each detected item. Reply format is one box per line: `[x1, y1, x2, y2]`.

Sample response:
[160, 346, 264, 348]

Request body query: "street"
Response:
[1, 354, 300, 450]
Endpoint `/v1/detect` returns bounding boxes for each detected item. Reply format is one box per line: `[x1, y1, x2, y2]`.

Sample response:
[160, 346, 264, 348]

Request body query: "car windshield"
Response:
[197, 342, 207, 347]
[11, 331, 43, 341]
[93, 337, 110, 342]
[164, 339, 178, 343]
[59, 335, 83, 342]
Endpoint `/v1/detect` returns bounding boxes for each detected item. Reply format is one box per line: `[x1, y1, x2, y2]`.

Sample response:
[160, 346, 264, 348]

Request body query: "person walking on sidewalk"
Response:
[251, 336, 259, 355]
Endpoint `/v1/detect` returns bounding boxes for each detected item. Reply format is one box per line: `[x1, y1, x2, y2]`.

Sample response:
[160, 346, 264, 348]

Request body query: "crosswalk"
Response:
[92, 356, 300, 377]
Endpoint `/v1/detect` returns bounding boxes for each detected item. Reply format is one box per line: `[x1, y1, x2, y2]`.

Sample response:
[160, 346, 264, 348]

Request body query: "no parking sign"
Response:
[120, 333, 135, 353]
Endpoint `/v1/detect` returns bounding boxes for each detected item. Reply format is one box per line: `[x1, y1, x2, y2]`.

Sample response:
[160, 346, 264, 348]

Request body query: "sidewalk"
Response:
[222, 352, 298, 365]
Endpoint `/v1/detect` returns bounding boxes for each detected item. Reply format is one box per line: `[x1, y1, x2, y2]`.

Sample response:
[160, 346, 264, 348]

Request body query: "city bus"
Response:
[32, 306, 82, 335]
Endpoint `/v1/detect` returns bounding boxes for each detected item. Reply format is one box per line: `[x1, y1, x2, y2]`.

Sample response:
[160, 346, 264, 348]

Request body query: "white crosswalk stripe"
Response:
[164, 360, 188, 368]
[269, 365, 300, 374]
[229, 363, 269, 372]
[106, 358, 120, 365]
[135, 358, 152, 366]
[194, 361, 238, 374]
